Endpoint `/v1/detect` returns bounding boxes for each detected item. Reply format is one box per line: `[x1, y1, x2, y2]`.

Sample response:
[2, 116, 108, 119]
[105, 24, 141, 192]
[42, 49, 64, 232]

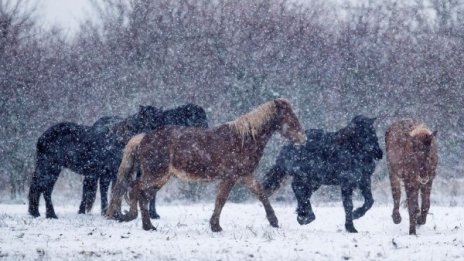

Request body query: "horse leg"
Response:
[148, 193, 160, 219]
[118, 181, 140, 222]
[353, 177, 374, 220]
[78, 175, 98, 214]
[417, 182, 433, 225]
[140, 187, 158, 231]
[341, 185, 357, 233]
[29, 154, 57, 218]
[389, 170, 402, 224]
[241, 175, 278, 228]
[28, 169, 44, 217]
[210, 178, 236, 232]
[28, 173, 42, 217]
[99, 174, 112, 215]
[42, 167, 61, 219]
[291, 177, 316, 225]
[139, 165, 160, 219]
[405, 182, 419, 235]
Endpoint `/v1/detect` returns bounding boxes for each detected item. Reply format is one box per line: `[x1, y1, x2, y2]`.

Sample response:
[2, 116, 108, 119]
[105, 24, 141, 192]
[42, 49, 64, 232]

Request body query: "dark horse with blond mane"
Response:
[263, 116, 383, 233]
[28, 104, 208, 219]
[385, 119, 437, 235]
[106, 98, 306, 232]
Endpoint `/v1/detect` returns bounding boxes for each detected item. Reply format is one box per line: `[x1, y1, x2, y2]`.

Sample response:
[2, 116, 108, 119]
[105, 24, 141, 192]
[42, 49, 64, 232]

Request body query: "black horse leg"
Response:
[78, 176, 98, 214]
[148, 192, 160, 219]
[99, 174, 113, 215]
[341, 185, 357, 233]
[29, 154, 59, 218]
[43, 170, 60, 219]
[353, 178, 374, 220]
[291, 178, 316, 225]
[28, 173, 42, 218]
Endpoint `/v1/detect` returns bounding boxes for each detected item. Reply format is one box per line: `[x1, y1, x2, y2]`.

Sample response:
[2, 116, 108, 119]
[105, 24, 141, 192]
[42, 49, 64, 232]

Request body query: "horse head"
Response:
[337, 115, 383, 160]
[177, 103, 209, 128]
[274, 98, 306, 144]
[135, 105, 164, 132]
[410, 128, 437, 153]
[409, 126, 437, 180]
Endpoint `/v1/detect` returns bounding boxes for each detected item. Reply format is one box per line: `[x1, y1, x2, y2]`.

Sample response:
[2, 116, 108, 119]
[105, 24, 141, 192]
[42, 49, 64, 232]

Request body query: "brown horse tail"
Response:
[106, 133, 145, 220]
[262, 165, 288, 197]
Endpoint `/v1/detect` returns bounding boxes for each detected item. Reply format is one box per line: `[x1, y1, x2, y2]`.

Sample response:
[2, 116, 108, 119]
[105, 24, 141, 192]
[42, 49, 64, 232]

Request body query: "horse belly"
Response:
[168, 164, 212, 181]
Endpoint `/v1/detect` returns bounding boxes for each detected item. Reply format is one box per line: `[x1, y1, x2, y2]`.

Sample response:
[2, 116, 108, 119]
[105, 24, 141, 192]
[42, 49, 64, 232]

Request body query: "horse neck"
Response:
[240, 117, 278, 152]
[112, 120, 138, 146]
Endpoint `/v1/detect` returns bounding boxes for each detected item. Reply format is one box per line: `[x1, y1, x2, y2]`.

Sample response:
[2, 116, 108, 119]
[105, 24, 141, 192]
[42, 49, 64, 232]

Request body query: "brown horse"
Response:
[107, 98, 306, 231]
[385, 119, 438, 235]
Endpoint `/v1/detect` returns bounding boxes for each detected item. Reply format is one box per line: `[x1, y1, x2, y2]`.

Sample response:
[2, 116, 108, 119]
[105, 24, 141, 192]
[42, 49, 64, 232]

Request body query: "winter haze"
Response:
[1, 0, 463, 260]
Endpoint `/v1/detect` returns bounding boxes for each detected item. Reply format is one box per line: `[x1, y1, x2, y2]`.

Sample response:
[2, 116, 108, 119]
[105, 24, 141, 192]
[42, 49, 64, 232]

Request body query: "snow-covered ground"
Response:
[1, 202, 463, 260]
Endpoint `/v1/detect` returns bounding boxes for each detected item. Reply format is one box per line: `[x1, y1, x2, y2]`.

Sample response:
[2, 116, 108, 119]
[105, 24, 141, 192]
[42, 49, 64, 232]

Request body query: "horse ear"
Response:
[139, 105, 145, 112]
[432, 130, 438, 137]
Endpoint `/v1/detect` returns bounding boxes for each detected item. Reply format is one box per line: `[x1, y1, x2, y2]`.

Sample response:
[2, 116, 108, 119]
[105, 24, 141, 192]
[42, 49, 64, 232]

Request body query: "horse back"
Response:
[139, 124, 260, 181]
[37, 122, 89, 152]
[275, 129, 337, 175]
[386, 119, 438, 178]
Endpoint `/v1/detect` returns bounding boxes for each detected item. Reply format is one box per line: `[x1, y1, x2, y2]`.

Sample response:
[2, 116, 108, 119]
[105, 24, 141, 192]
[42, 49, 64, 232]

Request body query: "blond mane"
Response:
[409, 123, 432, 137]
[229, 100, 277, 142]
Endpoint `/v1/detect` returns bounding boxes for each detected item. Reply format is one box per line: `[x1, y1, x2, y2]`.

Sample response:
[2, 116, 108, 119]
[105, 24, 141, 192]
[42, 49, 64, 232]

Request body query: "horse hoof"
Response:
[417, 214, 426, 225]
[29, 210, 40, 218]
[392, 213, 401, 224]
[345, 224, 358, 233]
[270, 219, 279, 228]
[417, 218, 426, 225]
[143, 224, 157, 231]
[118, 211, 137, 222]
[105, 210, 116, 219]
[210, 224, 223, 232]
[267, 214, 279, 228]
[149, 213, 161, 219]
[46, 214, 58, 219]
[297, 213, 315, 225]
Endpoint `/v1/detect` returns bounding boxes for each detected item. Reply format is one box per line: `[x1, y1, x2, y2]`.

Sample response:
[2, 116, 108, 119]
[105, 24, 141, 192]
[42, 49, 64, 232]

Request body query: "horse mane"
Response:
[409, 123, 432, 139]
[229, 100, 277, 141]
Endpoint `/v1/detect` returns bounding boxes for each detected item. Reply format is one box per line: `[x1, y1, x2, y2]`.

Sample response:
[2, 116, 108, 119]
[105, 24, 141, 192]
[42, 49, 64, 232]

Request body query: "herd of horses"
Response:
[27, 99, 438, 235]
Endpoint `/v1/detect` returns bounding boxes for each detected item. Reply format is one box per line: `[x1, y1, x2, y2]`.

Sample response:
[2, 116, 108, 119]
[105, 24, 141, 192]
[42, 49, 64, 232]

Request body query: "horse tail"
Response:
[262, 164, 289, 197]
[106, 133, 145, 220]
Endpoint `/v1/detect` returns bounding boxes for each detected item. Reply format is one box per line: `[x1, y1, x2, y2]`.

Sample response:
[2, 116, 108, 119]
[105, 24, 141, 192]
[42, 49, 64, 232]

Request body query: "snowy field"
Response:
[1, 202, 463, 260]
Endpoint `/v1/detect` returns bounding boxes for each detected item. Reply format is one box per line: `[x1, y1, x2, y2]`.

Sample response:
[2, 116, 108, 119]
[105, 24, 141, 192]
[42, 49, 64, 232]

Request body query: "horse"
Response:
[85, 103, 209, 217]
[28, 104, 208, 219]
[385, 119, 438, 235]
[106, 98, 306, 232]
[262, 115, 383, 233]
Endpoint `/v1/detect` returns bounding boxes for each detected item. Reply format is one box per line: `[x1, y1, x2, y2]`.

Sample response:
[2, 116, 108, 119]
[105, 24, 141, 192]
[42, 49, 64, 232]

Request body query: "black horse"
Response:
[262, 116, 383, 233]
[28, 104, 208, 219]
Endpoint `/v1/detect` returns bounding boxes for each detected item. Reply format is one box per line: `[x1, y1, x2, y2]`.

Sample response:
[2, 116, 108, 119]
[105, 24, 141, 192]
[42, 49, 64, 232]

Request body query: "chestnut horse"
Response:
[107, 98, 306, 231]
[385, 119, 438, 235]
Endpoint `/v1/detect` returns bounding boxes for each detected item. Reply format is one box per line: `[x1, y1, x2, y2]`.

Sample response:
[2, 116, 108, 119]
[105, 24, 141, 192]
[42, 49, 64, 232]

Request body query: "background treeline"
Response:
[1, 0, 463, 203]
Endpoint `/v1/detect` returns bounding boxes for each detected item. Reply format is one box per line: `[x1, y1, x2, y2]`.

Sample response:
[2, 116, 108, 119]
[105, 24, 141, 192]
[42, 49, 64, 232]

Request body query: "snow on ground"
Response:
[0, 202, 463, 260]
